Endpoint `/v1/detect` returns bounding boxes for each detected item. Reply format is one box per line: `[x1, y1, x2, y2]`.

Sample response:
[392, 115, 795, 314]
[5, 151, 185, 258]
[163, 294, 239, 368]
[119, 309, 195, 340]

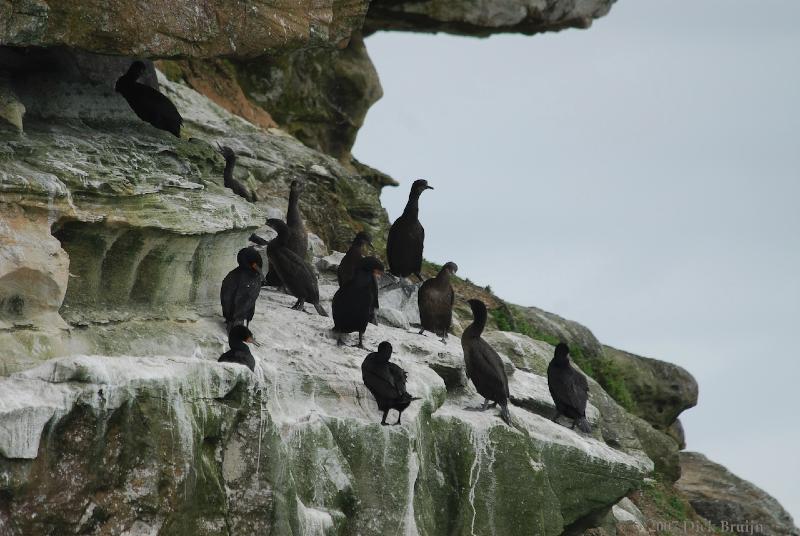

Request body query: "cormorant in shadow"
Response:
[547, 342, 591, 433]
[220, 247, 263, 333]
[218, 325, 256, 372]
[218, 145, 255, 201]
[115, 61, 182, 137]
[386, 179, 433, 281]
[418, 261, 458, 343]
[332, 256, 383, 348]
[265, 218, 327, 316]
[361, 341, 419, 425]
[461, 299, 511, 425]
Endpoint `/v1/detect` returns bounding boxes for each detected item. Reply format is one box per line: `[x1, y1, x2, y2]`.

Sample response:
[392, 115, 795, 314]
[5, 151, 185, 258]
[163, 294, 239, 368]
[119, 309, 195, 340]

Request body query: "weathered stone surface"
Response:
[0, 281, 651, 535]
[515, 304, 606, 360]
[236, 32, 382, 160]
[666, 418, 686, 450]
[677, 452, 800, 536]
[0, 50, 390, 371]
[603, 345, 698, 430]
[0, 80, 24, 132]
[0, 0, 370, 58]
[365, 0, 617, 36]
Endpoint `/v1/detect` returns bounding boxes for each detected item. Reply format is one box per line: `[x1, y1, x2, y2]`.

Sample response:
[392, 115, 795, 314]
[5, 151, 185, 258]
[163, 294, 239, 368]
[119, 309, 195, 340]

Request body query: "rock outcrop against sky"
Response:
[1, 0, 797, 534]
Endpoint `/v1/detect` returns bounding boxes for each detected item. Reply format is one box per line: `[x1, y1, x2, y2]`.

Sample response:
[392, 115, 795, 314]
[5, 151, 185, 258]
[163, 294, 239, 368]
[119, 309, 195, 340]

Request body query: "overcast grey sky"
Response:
[354, 0, 800, 520]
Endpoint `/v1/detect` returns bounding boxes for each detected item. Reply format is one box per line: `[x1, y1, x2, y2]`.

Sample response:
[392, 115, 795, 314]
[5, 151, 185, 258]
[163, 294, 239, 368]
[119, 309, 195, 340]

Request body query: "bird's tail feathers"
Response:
[576, 417, 592, 434]
[499, 404, 511, 426]
[314, 303, 329, 317]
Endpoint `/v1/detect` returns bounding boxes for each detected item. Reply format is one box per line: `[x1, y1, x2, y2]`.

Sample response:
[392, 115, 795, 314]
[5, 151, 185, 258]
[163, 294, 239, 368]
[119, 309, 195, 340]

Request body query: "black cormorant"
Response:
[461, 299, 511, 425]
[361, 341, 419, 425]
[218, 325, 256, 371]
[265, 179, 307, 286]
[220, 247, 263, 332]
[338, 231, 378, 323]
[547, 342, 591, 433]
[338, 232, 373, 287]
[332, 256, 383, 348]
[115, 61, 183, 137]
[418, 261, 458, 343]
[386, 179, 433, 280]
[265, 218, 327, 316]
[218, 145, 255, 202]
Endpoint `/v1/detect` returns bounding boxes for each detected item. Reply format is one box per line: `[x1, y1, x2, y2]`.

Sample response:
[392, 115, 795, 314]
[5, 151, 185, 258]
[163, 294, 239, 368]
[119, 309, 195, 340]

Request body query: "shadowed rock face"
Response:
[678, 452, 800, 536]
[364, 0, 618, 36]
[0, 0, 370, 58]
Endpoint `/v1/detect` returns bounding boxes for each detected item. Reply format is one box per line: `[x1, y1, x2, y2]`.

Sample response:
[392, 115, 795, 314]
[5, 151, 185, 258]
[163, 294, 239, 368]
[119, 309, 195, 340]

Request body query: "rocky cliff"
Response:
[1, 1, 797, 535]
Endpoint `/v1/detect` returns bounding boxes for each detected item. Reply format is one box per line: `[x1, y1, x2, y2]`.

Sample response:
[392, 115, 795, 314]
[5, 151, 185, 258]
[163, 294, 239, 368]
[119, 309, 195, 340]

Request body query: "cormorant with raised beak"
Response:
[265, 218, 327, 316]
[386, 179, 433, 280]
[218, 145, 255, 202]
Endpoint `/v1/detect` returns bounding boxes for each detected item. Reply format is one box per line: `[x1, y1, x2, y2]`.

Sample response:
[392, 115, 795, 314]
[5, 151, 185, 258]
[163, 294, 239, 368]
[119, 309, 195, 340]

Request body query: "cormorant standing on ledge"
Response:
[338, 231, 378, 323]
[361, 341, 420, 425]
[220, 247, 263, 332]
[218, 325, 256, 371]
[115, 61, 182, 137]
[332, 256, 383, 348]
[547, 342, 591, 433]
[265, 179, 307, 286]
[386, 179, 433, 280]
[418, 262, 458, 343]
[461, 299, 511, 425]
[218, 145, 255, 202]
[265, 218, 327, 316]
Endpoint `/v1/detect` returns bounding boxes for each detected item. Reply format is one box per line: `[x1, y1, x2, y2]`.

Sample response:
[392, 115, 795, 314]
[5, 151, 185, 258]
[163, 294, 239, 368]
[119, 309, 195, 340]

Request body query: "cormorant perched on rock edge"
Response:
[217, 145, 255, 201]
[386, 179, 433, 280]
[218, 325, 256, 371]
[115, 61, 183, 137]
[265, 179, 307, 286]
[332, 256, 383, 348]
[361, 341, 420, 425]
[265, 218, 327, 316]
[220, 247, 263, 333]
[547, 342, 591, 433]
[418, 261, 458, 343]
[461, 299, 511, 425]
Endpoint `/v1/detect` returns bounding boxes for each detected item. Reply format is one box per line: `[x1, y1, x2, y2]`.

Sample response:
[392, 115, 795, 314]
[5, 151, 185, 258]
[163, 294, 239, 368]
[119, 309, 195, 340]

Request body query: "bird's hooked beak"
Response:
[425, 185, 434, 190]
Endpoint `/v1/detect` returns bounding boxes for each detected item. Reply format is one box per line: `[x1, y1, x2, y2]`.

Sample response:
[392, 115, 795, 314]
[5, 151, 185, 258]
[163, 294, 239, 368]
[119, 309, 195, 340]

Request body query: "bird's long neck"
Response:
[223, 155, 236, 187]
[552, 353, 570, 368]
[434, 267, 451, 285]
[287, 189, 302, 226]
[464, 308, 487, 338]
[402, 193, 420, 218]
[230, 339, 249, 352]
